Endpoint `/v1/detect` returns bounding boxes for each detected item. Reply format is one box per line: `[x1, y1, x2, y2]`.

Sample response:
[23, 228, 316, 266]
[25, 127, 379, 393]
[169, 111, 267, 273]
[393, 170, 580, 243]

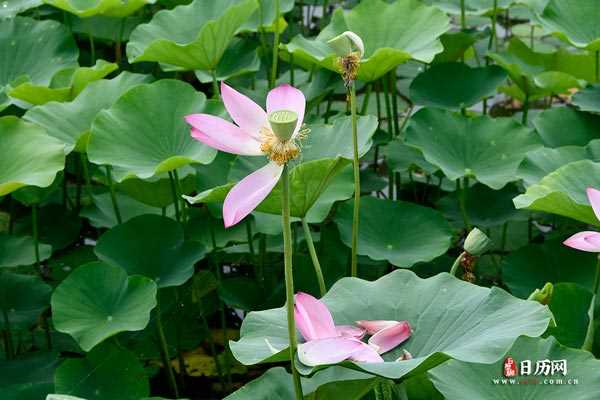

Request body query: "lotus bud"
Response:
[268, 110, 298, 142]
[463, 227, 492, 256]
[328, 31, 364, 87]
[527, 282, 554, 305]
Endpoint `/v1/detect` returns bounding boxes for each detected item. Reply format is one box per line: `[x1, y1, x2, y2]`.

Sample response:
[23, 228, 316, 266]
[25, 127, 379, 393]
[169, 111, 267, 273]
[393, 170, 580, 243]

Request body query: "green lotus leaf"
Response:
[0, 0, 43, 18]
[47, 246, 97, 283]
[334, 197, 452, 267]
[281, 0, 450, 82]
[0, 271, 52, 330]
[0, 351, 59, 388]
[194, 38, 260, 83]
[0, 116, 65, 196]
[0, 17, 78, 111]
[429, 336, 600, 399]
[409, 62, 506, 111]
[225, 366, 376, 400]
[230, 269, 552, 379]
[546, 283, 593, 348]
[94, 215, 206, 288]
[536, 0, 600, 51]
[126, 0, 258, 71]
[25, 72, 152, 154]
[13, 205, 81, 251]
[532, 107, 600, 147]
[501, 239, 596, 299]
[0, 234, 52, 268]
[51, 261, 157, 351]
[517, 146, 594, 187]
[572, 84, 600, 113]
[423, 0, 513, 15]
[240, 0, 294, 32]
[116, 170, 196, 208]
[9, 59, 117, 106]
[69, 15, 144, 41]
[87, 79, 216, 180]
[513, 159, 600, 225]
[44, 0, 155, 17]
[489, 38, 595, 100]
[79, 192, 174, 229]
[432, 31, 480, 64]
[405, 108, 541, 189]
[54, 342, 150, 399]
[385, 140, 437, 174]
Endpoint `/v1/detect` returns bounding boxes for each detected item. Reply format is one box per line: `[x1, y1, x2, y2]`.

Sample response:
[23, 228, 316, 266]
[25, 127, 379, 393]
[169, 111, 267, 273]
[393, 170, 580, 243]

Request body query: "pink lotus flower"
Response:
[294, 292, 412, 366]
[564, 188, 600, 252]
[185, 82, 306, 228]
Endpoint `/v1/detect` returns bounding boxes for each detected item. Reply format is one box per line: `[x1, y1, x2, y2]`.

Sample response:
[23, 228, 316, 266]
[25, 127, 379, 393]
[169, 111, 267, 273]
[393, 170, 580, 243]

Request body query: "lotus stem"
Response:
[583, 255, 600, 351]
[522, 93, 530, 125]
[211, 70, 220, 100]
[31, 204, 42, 275]
[301, 218, 326, 296]
[450, 251, 466, 276]
[595, 50, 599, 83]
[199, 311, 225, 389]
[155, 299, 180, 398]
[389, 72, 399, 136]
[88, 30, 95, 63]
[349, 83, 361, 278]
[491, 0, 498, 52]
[115, 18, 125, 64]
[80, 153, 92, 198]
[360, 83, 372, 115]
[2, 309, 14, 359]
[270, 0, 281, 89]
[290, 53, 295, 86]
[168, 171, 181, 223]
[105, 166, 122, 225]
[460, 0, 466, 30]
[458, 177, 471, 230]
[281, 164, 304, 399]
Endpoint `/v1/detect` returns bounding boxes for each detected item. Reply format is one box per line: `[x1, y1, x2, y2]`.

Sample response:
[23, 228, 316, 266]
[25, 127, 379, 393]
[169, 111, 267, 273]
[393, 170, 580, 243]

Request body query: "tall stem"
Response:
[281, 165, 303, 399]
[389, 72, 399, 136]
[2, 309, 14, 359]
[31, 204, 40, 271]
[349, 84, 361, 278]
[155, 300, 180, 398]
[88, 31, 96, 63]
[168, 171, 181, 223]
[105, 166, 122, 225]
[449, 251, 466, 276]
[583, 256, 600, 351]
[270, 0, 281, 89]
[458, 178, 471, 230]
[491, 0, 498, 52]
[211, 70, 220, 100]
[460, 0, 466, 30]
[595, 50, 599, 83]
[301, 219, 326, 296]
[522, 93, 530, 125]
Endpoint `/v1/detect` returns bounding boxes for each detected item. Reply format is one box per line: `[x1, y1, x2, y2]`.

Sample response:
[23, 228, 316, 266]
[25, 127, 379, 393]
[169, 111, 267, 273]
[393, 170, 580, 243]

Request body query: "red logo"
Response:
[503, 357, 518, 377]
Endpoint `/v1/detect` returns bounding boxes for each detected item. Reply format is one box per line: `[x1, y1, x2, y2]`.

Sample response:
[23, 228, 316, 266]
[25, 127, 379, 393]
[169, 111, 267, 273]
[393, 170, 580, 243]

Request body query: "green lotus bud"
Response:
[269, 110, 298, 141]
[527, 282, 554, 305]
[463, 227, 492, 256]
[327, 31, 364, 58]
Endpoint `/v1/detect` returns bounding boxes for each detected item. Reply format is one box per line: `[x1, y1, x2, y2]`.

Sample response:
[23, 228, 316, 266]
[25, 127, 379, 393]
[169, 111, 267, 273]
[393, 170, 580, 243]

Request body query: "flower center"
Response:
[260, 110, 309, 166]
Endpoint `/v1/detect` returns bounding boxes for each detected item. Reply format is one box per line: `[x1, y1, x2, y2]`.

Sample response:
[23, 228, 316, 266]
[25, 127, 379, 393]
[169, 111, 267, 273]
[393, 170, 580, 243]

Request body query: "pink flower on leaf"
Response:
[185, 82, 307, 228]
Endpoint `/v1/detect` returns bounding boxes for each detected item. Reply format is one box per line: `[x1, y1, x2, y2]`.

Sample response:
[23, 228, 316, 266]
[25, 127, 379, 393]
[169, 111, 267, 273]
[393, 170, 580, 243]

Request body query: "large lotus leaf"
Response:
[501, 239, 597, 299]
[51, 261, 157, 352]
[240, 0, 294, 31]
[409, 62, 506, 110]
[429, 336, 600, 400]
[405, 108, 541, 189]
[423, 0, 513, 15]
[0, 234, 52, 268]
[87, 79, 216, 180]
[281, 0, 450, 82]
[0, 17, 78, 110]
[333, 197, 452, 267]
[44, 0, 155, 17]
[194, 38, 260, 83]
[94, 215, 206, 287]
[532, 107, 600, 148]
[54, 343, 150, 399]
[230, 269, 552, 379]
[489, 38, 594, 100]
[385, 140, 437, 174]
[0, 351, 59, 388]
[8, 60, 117, 106]
[513, 159, 600, 226]
[536, 0, 600, 51]
[0, 271, 52, 330]
[572, 84, 600, 113]
[24, 72, 151, 154]
[0, 116, 65, 196]
[517, 145, 596, 187]
[126, 0, 258, 71]
[0, 0, 43, 18]
[225, 366, 376, 400]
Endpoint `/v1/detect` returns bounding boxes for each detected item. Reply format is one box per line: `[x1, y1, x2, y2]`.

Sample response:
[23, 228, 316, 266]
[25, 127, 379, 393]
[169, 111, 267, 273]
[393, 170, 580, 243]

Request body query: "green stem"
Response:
[389, 72, 399, 136]
[583, 256, 600, 351]
[360, 83, 372, 115]
[115, 18, 125, 64]
[458, 178, 471, 230]
[522, 93, 530, 125]
[211, 70, 220, 100]
[290, 53, 295, 86]
[2, 309, 14, 359]
[246, 219, 255, 256]
[155, 300, 180, 398]
[595, 50, 599, 83]
[173, 169, 187, 223]
[105, 166, 122, 225]
[460, 0, 466, 30]
[80, 153, 92, 198]
[199, 312, 225, 389]
[382, 77, 393, 136]
[450, 251, 466, 276]
[270, 0, 281, 89]
[500, 222, 508, 252]
[301, 219, 326, 296]
[31, 204, 40, 270]
[349, 84, 361, 278]
[168, 171, 181, 223]
[281, 165, 304, 400]
[530, 25, 535, 50]
[212, 251, 232, 389]
[88, 31, 95, 64]
[491, 0, 498, 52]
